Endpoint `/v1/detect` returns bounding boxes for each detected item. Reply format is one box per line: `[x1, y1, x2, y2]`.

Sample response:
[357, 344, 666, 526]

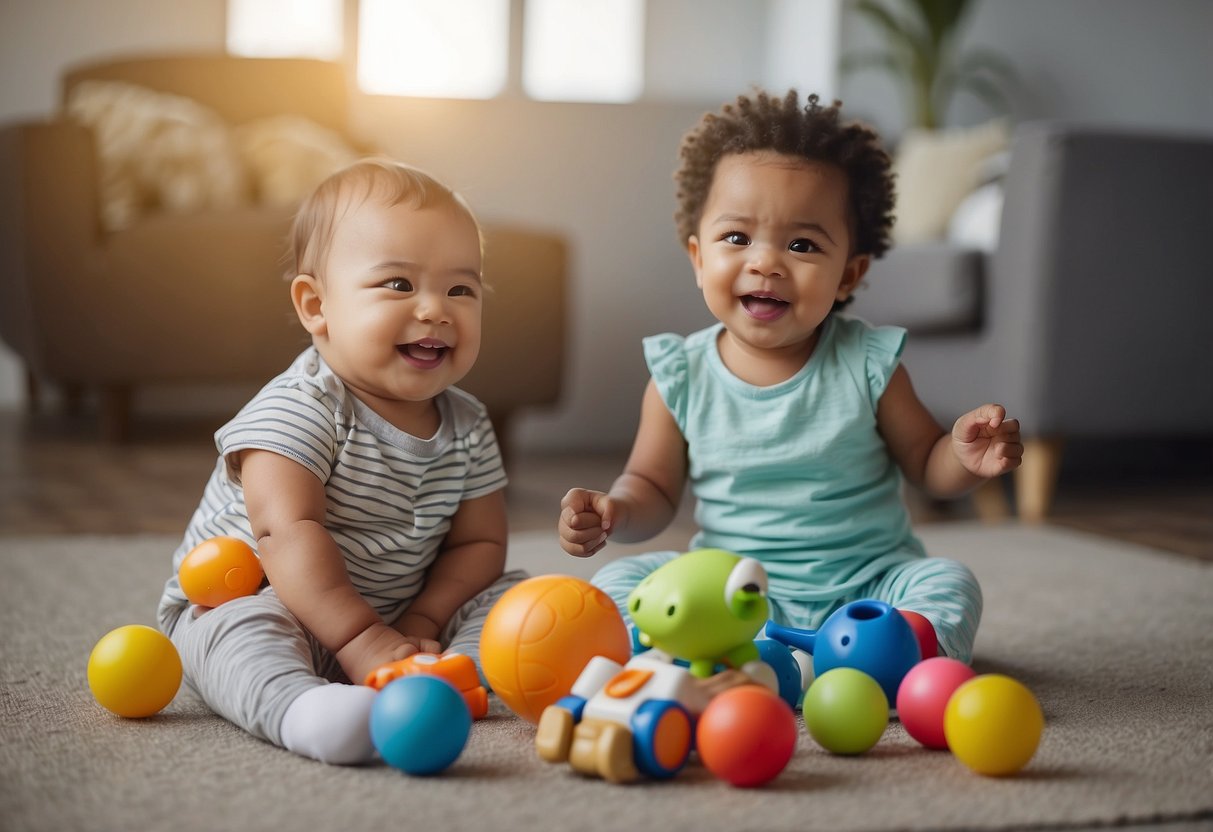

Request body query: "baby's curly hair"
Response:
[674, 89, 895, 258]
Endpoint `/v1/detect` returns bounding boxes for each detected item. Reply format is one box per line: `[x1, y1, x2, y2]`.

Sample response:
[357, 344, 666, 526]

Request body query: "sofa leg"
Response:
[99, 385, 132, 443]
[1015, 437, 1064, 523]
[971, 478, 1012, 522]
[24, 369, 40, 411]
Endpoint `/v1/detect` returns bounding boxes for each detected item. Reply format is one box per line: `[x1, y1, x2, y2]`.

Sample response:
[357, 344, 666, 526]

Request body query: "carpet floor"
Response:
[1, 524, 1210, 832]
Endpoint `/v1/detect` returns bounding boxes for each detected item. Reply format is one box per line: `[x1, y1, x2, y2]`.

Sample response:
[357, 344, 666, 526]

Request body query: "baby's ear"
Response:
[837, 254, 871, 302]
[687, 235, 704, 288]
[291, 274, 327, 336]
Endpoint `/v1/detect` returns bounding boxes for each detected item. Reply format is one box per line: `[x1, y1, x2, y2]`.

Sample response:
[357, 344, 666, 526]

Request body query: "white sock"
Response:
[279, 684, 377, 765]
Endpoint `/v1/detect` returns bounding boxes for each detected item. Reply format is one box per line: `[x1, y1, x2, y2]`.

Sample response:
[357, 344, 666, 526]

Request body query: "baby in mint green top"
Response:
[558, 91, 1024, 666]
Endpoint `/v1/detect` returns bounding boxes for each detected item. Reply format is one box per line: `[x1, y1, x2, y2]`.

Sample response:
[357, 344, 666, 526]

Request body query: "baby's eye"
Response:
[723, 231, 750, 246]
[384, 278, 413, 292]
[789, 238, 819, 254]
[448, 284, 478, 298]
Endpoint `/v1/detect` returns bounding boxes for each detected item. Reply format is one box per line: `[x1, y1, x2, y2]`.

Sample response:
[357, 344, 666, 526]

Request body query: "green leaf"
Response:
[853, 0, 920, 54]
[954, 47, 1019, 85]
[839, 49, 907, 78]
[909, 0, 971, 48]
[950, 72, 1013, 116]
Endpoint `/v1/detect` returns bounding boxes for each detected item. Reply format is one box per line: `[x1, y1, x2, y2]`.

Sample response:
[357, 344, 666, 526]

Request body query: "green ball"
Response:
[803, 667, 889, 755]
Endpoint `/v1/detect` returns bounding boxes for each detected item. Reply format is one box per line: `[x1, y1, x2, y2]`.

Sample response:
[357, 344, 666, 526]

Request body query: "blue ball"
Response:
[370, 675, 471, 775]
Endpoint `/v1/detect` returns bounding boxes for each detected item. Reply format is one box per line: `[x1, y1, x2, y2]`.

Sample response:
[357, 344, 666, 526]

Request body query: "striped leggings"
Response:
[159, 569, 527, 747]
[592, 552, 982, 663]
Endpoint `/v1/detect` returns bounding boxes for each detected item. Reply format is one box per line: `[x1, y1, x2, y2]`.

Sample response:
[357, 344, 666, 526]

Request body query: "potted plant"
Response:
[842, 0, 1015, 129]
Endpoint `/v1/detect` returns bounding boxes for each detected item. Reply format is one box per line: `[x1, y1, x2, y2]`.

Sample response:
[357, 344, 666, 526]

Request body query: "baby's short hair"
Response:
[289, 157, 480, 280]
[674, 89, 895, 258]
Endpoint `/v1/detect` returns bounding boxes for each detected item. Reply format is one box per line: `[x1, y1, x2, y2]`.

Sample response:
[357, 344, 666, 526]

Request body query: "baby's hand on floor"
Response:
[952, 404, 1024, 478]
[559, 488, 615, 557]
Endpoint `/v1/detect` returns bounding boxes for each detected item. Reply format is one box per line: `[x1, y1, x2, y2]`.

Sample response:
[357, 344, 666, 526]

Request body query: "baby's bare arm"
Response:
[878, 367, 1022, 497]
[240, 450, 413, 682]
[395, 489, 508, 642]
[558, 381, 688, 555]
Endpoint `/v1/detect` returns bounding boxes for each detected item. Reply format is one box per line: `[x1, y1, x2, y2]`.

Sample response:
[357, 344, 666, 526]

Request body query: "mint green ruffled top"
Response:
[644, 315, 925, 608]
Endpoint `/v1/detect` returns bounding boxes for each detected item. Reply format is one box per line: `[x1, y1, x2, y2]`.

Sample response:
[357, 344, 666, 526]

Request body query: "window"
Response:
[357, 0, 510, 99]
[522, 0, 645, 103]
[226, 0, 343, 60]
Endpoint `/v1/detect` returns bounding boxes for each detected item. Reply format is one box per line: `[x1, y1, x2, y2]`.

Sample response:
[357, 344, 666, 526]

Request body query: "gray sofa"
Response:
[852, 122, 1213, 520]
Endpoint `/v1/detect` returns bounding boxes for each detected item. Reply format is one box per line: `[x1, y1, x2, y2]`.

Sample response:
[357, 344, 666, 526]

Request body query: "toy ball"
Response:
[178, 536, 264, 608]
[87, 624, 182, 718]
[944, 674, 1044, 776]
[898, 609, 939, 660]
[755, 638, 804, 710]
[895, 657, 977, 749]
[480, 575, 630, 723]
[696, 685, 797, 787]
[803, 667, 889, 755]
[370, 675, 471, 775]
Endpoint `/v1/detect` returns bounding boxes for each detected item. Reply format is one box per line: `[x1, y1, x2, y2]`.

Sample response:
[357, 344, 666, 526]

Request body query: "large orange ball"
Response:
[178, 536, 264, 608]
[480, 575, 630, 723]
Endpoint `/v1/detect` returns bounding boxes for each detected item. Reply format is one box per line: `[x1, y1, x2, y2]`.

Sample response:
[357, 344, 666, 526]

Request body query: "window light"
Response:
[358, 0, 510, 99]
[226, 0, 343, 60]
[523, 0, 645, 103]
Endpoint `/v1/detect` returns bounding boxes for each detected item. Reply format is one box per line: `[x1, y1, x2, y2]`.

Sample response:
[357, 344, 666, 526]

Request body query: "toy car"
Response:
[535, 651, 710, 783]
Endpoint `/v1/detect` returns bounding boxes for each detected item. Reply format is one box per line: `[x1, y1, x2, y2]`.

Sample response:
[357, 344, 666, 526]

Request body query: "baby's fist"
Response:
[558, 488, 614, 557]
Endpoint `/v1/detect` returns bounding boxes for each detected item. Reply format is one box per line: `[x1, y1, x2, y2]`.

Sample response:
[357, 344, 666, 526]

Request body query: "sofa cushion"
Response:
[851, 242, 984, 334]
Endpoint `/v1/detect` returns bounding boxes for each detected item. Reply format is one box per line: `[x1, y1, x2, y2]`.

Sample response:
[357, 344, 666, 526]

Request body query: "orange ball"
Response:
[480, 575, 630, 723]
[178, 536, 264, 608]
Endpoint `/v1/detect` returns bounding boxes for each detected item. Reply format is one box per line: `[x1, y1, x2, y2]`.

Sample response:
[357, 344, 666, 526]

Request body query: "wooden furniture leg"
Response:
[1015, 436, 1065, 523]
[971, 478, 1012, 523]
[63, 382, 85, 416]
[99, 384, 132, 443]
[24, 369, 40, 411]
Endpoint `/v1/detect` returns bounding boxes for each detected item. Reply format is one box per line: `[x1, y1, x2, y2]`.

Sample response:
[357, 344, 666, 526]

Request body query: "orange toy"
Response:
[178, 536, 264, 608]
[365, 652, 489, 719]
[480, 575, 630, 723]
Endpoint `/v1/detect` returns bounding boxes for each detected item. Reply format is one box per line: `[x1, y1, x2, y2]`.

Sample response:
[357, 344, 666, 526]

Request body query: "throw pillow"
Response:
[234, 115, 359, 207]
[892, 119, 1009, 245]
[66, 80, 248, 231]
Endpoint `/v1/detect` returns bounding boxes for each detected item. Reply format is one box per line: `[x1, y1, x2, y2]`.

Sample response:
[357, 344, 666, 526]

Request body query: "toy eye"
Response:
[724, 557, 768, 608]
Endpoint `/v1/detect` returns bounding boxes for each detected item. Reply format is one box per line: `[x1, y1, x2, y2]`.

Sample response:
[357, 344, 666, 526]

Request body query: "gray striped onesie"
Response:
[157, 348, 525, 747]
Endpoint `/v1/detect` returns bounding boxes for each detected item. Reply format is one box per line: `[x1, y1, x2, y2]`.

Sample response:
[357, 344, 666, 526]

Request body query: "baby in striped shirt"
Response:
[157, 159, 525, 764]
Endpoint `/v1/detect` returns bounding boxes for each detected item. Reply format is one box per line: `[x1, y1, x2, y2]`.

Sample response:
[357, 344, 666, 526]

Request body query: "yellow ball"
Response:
[87, 625, 182, 718]
[944, 674, 1043, 775]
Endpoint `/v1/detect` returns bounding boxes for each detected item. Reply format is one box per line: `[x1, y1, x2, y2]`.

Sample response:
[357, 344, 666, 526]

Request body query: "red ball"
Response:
[896, 657, 977, 749]
[898, 609, 939, 660]
[696, 685, 797, 787]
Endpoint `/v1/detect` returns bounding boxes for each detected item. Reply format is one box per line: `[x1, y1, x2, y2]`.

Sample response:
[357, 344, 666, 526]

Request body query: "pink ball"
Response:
[898, 609, 939, 660]
[696, 686, 797, 787]
[896, 657, 977, 749]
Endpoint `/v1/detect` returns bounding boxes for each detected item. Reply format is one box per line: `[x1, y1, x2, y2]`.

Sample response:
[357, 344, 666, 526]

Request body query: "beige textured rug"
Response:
[1, 524, 1211, 832]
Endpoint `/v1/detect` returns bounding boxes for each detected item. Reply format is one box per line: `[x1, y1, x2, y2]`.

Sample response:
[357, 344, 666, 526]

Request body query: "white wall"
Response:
[2, 0, 1211, 451]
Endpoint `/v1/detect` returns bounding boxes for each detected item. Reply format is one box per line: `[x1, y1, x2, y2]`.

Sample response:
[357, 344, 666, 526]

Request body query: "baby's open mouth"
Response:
[741, 294, 789, 321]
[398, 339, 450, 368]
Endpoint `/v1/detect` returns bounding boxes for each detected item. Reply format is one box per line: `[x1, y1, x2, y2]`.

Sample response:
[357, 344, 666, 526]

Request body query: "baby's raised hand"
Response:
[559, 488, 615, 557]
[952, 404, 1024, 478]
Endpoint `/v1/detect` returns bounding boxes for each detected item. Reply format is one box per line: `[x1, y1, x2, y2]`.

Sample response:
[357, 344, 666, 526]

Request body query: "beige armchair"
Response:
[0, 55, 566, 450]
